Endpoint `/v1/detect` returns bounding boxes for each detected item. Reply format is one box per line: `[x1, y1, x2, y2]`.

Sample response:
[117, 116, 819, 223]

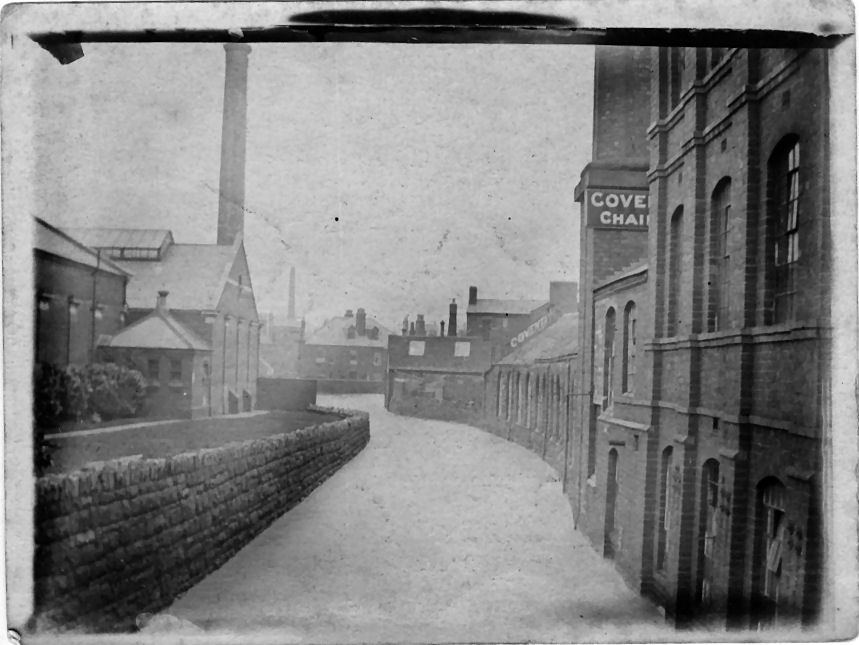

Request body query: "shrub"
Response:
[32, 362, 147, 425]
[88, 363, 146, 420]
[62, 365, 91, 421]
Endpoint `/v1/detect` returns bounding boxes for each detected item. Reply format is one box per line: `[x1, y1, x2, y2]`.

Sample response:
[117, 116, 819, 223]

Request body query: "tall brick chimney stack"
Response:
[217, 43, 252, 246]
[448, 299, 458, 336]
[356, 308, 367, 336]
[468, 286, 478, 306]
[288, 266, 296, 320]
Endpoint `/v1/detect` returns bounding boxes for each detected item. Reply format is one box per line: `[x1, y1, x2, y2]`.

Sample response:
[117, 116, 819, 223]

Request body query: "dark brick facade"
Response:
[572, 46, 833, 632]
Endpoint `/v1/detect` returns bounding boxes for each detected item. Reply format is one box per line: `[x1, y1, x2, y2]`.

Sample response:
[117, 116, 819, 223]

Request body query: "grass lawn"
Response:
[42, 410, 341, 475]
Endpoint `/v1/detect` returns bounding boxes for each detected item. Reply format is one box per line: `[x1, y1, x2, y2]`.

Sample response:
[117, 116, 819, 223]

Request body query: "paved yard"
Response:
[160, 394, 666, 643]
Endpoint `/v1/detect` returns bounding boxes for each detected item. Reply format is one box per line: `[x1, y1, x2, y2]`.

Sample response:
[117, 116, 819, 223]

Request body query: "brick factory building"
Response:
[298, 308, 392, 393]
[69, 228, 261, 416]
[482, 312, 578, 481]
[570, 45, 835, 630]
[33, 218, 130, 367]
[98, 291, 214, 419]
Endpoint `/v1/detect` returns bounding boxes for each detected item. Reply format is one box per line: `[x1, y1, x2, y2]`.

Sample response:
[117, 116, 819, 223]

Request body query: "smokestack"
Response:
[217, 43, 252, 246]
[440, 320, 445, 336]
[356, 308, 367, 335]
[288, 267, 296, 320]
[156, 290, 169, 311]
[415, 314, 426, 336]
[468, 286, 478, 306]
[448, 298, 458, 336]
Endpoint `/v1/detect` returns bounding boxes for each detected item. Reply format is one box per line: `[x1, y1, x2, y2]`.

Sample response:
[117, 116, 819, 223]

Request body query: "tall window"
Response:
[667, 207, 684, 336]
[622, 301, 637, 393]
[699, 459, 721, 606]
[709, 179, 732, 332]
[769, 137, 801, 323]
[755, 479, 788, 627]
[603, 308, 616, 406]
[669, 47, 686, 108]
[657, 446, 674, 570]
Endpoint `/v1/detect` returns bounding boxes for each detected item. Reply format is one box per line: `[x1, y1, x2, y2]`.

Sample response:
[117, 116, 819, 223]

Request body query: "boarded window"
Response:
[454, 342, 471, 357]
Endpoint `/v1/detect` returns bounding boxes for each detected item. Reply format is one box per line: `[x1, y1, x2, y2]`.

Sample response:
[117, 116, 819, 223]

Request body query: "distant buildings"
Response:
[298, 308, 392, 393]
[33, 218, 130, 367]
[387, 282, 578, 426]
[258, 268, 304, 378]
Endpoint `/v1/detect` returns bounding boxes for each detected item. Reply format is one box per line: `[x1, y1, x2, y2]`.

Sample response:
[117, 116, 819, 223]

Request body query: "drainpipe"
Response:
[89, 249, 101, 363]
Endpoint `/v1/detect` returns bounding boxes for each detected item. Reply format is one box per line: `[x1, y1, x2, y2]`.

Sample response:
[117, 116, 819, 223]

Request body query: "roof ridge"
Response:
[35, 218, 131, 277]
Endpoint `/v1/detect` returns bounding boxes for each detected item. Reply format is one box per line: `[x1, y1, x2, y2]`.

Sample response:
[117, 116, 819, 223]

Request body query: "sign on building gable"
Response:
[586, 188, 649, 230]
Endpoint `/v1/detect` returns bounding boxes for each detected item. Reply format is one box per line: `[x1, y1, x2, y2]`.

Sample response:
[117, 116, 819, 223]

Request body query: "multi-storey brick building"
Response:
[572, 45, 835, 631]
[298, 308, 392, 393]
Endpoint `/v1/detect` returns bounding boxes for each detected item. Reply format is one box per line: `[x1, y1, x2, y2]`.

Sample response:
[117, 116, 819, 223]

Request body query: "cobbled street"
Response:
[162, 394, 665, 643]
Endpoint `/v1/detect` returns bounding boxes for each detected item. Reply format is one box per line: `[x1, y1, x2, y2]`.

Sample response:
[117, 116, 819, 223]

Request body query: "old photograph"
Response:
[2, 1, 857, 642]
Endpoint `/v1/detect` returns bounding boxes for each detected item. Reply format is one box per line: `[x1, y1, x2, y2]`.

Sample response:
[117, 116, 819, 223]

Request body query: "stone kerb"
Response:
[33, 406, 370, 633]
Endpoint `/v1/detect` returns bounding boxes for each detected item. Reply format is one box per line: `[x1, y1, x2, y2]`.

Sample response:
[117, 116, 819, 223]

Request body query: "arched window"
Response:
[709, 178, 732, 332]
[667, 207, 684, 336]
[603, 308, 616, 406]
[622, 301, 637, 393]
[767, 136, 801, 324]
[657, 446, 674, 570]
[524, 373, 531, 426]
[698, 459, 721, 606]
[754, 478, 788, 628]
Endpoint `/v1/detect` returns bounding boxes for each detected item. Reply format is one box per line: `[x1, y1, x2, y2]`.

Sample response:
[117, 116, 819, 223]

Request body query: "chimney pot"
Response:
[448, 299, 458, 336]
[345, 309, 354, 318]
[157, 290, 169, 310]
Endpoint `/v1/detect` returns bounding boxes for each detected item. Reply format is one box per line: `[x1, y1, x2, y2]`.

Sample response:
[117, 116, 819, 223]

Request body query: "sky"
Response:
[30, 41, 594, 331]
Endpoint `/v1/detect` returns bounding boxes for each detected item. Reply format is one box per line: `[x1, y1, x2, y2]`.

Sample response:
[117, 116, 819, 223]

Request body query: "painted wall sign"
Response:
[509, 311, 558, 348]
[586, 189, 649, 229]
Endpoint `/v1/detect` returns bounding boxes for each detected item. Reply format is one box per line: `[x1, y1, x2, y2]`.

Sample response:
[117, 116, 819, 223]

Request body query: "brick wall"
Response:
[387, 370, 485, 425]
[33, 406, 370, 632]
[256, 377, 318, 410]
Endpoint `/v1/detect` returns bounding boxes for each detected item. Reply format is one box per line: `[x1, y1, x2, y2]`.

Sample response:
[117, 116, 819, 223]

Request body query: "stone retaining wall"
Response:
[33, 407, 370, 633]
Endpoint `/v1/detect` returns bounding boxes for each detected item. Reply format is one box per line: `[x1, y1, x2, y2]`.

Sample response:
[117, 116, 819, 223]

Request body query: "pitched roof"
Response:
[496, 313, 579, 365]
[34, 218, 130, 277]
[118, 243, 239, 310]
[305, 315, 394, 348]
[102, 307, 211, 351]
[63, 227, 173, 251]
[467, 298, 547, 315]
